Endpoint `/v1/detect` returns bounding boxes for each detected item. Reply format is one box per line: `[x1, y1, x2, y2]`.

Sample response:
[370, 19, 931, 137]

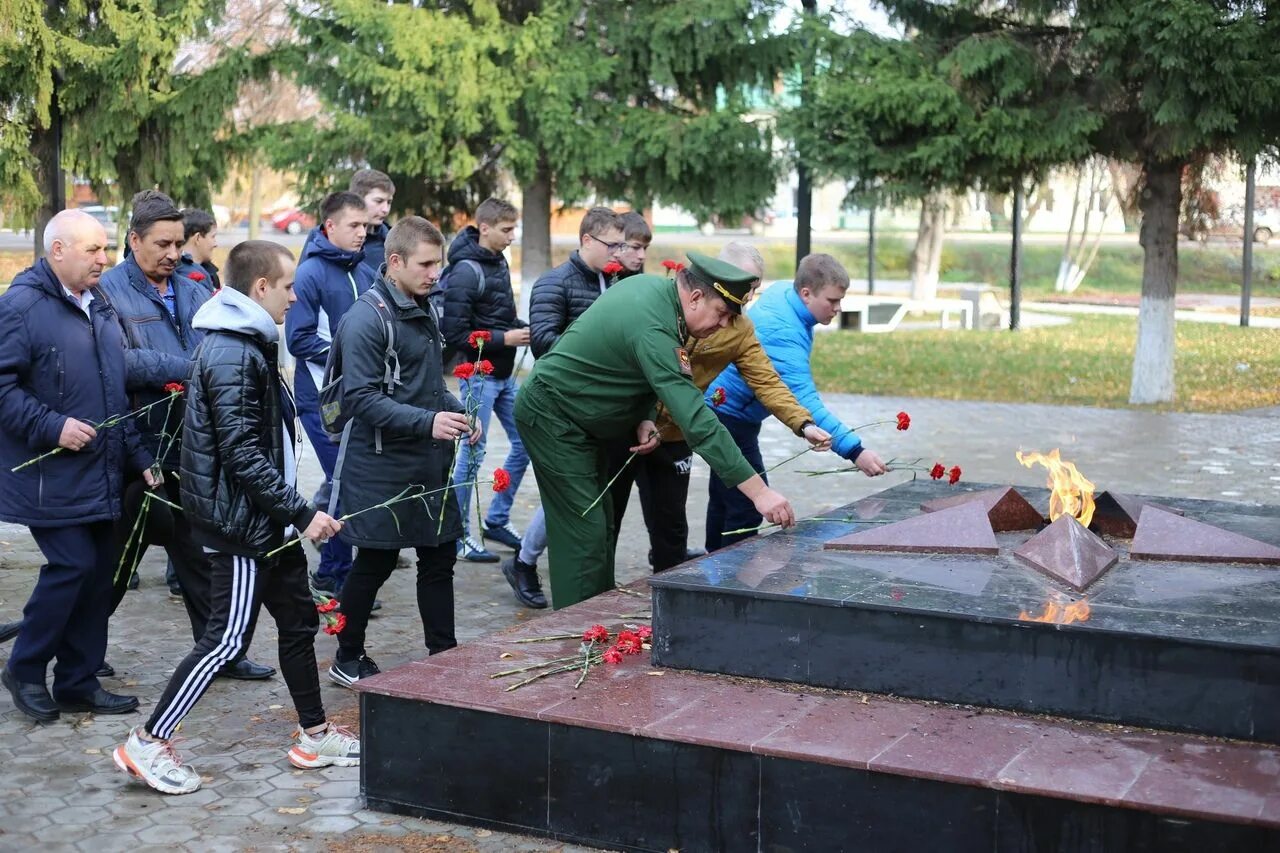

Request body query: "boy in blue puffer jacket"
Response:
[704, 254, 888, 551]
[285, 191, 375, 594]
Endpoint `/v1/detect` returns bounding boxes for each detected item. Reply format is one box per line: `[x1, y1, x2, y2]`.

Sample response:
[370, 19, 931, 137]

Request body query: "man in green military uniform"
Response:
[515, 251, 796, 609]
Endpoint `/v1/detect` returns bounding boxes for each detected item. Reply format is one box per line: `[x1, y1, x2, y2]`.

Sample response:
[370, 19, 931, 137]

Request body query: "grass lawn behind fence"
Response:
[810, 313, 1280, 413]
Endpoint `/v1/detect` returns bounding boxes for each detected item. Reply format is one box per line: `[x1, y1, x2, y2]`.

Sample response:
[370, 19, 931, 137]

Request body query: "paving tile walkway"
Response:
[0, 393, 1276, 850]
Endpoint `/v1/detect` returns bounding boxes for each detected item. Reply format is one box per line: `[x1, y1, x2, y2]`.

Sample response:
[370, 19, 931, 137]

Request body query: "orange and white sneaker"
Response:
[113, 727, 201, 795]
[288, 722, 361, 769]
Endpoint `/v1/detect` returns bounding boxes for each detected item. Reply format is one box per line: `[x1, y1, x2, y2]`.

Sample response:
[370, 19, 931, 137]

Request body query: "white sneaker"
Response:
[288, 722, 361, 769]
[113, 727, 201, 795]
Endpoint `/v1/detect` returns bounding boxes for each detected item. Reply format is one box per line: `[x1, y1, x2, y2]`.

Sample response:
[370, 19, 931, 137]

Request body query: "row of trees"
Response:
[5, 0, 1279, 404]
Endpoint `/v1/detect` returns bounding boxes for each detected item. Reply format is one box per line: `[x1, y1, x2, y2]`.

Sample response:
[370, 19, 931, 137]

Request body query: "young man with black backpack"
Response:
[326, 217, 479, 688]
[439, 198, 531, 565]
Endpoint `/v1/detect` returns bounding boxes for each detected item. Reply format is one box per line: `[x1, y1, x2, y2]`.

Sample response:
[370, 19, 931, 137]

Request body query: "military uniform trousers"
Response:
[515, 377, 619, 609]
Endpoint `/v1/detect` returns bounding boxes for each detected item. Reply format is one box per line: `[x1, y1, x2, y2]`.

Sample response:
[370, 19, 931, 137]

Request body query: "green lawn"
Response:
[810, 313, 1280, 413]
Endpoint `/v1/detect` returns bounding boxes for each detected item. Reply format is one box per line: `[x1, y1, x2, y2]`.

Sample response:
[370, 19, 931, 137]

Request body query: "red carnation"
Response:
[477, 359, 494, 375]
[323, 613, 347, 635]
[583, 624, 609, 644]
[615, 631, 644, 655]
[602, 261, 624, 276]
[929, 463, 945, 480]
[164, 382, 185, 395]
[187, 271, 206, 282]
[316, 598, 339, 614]
[710, 387, 727, 407]
[491, 468, 511, 493]
[601, 647, 624, 665]
[896, 411, 910, 431]
[661, 259, 685, 273]
[467, 330, 492, 348]
[453, 362, 475, 381]
[636, 625, 652, 640]
[948, 465, 962, 485]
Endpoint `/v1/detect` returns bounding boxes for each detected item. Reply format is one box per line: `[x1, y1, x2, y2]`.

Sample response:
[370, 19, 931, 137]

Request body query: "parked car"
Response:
[78, 205, 119, 249]
[271, 208, 315, 235]
[698, 208, 777, 236]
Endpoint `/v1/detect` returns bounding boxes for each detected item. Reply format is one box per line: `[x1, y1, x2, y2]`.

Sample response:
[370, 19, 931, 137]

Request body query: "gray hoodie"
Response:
[192, 284, 280, 343]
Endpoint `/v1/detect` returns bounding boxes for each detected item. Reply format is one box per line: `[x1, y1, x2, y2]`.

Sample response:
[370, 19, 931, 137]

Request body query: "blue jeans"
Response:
[299, 407, 354, 587]
[452, 375, 529, 536]
[705, 412, 766, 552]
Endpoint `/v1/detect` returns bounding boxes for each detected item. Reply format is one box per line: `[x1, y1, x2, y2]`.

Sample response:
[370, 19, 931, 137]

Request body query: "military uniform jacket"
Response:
[655, 311, 812, 443]
[523, 274, 757, 489]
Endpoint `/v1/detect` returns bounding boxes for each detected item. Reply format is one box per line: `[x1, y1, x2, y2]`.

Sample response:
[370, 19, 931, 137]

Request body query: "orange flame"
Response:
[1015, 448, 1096, 528]
[1018, 598, 1091, 624]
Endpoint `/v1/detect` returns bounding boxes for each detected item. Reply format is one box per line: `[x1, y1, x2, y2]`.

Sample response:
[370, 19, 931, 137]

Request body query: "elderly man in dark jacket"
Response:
[0, 210, 157, 723]
[115, 240, 352, 796]
[440, 197, 532, 566]
[100, 190, 273, 681]
[326, 216, 478, 689]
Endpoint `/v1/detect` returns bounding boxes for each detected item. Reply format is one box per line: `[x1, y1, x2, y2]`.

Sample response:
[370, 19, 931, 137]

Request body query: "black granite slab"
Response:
[650, 481, 1280, 742]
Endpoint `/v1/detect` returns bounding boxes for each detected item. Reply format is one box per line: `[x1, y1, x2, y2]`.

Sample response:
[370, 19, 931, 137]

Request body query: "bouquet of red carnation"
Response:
[494, 623, 653, 690]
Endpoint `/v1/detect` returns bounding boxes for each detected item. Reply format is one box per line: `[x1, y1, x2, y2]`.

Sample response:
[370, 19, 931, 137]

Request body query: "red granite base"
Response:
[358, 583, 1280, 850]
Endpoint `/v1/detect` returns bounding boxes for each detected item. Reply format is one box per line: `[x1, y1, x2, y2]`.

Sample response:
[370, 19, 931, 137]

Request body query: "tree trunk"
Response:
[247, 160, 264, 239]
[31, 123, 63, 260]
[519, 154, 553, 319]
[1128, 159, 1182, 405]
[908, 193, 946, 301]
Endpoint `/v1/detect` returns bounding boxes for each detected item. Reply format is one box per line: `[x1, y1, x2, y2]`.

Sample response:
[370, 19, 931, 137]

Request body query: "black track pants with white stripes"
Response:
[145, 546, 325, 740]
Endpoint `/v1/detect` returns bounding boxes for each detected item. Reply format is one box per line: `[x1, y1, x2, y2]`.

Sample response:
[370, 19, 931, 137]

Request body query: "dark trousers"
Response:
[705, 413, 766, 553]
[607, 439, 694, 572]
[299, 407, 354, 588]
[106, 475, 246, 664]
[146, 547, 323, 740]
[338, 544, 456, 661]
[8, 521, 115, 697]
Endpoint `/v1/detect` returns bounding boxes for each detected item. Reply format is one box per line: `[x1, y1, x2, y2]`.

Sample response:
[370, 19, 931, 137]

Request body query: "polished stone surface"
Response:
[359, 582, 1280, 852]
[1090, 490, 1184, 538]
[1014, 514, 1119, 591]
[921, 486, 1046, 532]
[1132, 505, 1280, 565]
[651, 480, 1280, 741]
[824, 500, 1000, 555]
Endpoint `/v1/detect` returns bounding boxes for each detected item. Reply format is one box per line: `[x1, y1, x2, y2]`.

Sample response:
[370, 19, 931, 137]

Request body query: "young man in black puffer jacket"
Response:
[441, 198, 531, 565]
[115, 241, 353, 796]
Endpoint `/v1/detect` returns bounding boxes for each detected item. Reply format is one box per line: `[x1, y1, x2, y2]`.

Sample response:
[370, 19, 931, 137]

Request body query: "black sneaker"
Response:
[328, 656, 381, 689]
[482, 522, 522, 551]
[501, 557, 548, 609]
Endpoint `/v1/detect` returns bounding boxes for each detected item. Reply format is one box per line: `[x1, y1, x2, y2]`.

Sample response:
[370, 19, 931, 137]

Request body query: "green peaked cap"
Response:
[684, 250, 756, 314]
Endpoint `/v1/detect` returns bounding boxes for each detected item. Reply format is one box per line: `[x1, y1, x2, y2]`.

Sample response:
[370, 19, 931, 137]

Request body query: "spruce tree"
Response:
[790, 1, 1280, 404]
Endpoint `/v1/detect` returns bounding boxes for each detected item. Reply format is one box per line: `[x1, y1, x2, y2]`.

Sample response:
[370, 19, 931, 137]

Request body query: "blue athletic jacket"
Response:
[286, 227, 375, 409]
[706, 281, 863, 461]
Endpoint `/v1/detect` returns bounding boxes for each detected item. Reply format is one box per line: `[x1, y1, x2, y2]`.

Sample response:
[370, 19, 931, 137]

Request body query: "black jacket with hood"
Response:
[335, 276, 465, 549]
[181, 286, 315, 558]
[440, 225, 526, 378]
[527, 250, 610, 358]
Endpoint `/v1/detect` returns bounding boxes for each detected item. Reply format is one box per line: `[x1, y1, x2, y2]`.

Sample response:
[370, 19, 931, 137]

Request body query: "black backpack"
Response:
[427, 258, 484, 363]
[318, 289, 399, 440]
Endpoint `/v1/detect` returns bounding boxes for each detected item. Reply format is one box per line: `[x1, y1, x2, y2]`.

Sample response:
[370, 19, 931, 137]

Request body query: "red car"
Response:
[272, 208, 315, 235]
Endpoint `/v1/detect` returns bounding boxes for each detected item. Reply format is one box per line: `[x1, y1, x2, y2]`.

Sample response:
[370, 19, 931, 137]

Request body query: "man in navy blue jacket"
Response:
[101, 190, 274, 681]
[286, 191, 374, 594]
[704, 254, 888, 551]
[0, 210, 158, 722]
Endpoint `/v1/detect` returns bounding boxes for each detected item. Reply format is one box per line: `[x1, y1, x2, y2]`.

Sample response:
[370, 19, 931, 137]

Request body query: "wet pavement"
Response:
[0, 392, 1276, 851]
